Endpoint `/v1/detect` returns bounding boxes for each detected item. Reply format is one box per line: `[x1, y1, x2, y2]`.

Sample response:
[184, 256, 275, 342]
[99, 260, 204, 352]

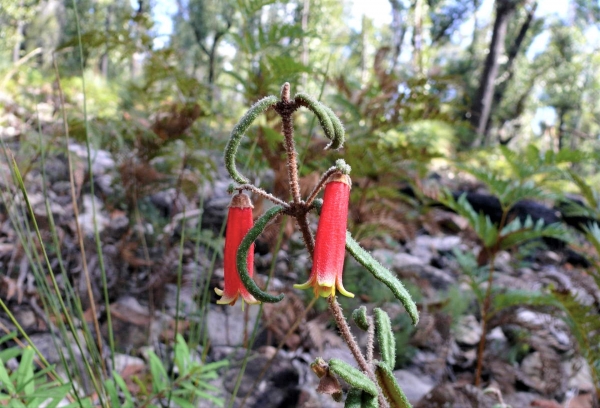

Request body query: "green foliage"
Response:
[0, 346, 71, 407]
[551, 290, 600, 394]
[345, 232, 419, 325]
[352, 306, 370, 331]
[344, 387, 378, 408]
[225, 95, 278, 183]
[374, 308, 396, 369]
[328, 359, 378, 397]
[374, 362, 412, 408]
[491, 290, 562, 317]
[236, 205, 285, 303]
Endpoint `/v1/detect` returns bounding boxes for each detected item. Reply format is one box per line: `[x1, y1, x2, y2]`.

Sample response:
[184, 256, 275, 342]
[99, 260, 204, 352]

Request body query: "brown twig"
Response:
[296, 212, 315, 258]
[275, 83, 302, 204]
[235, 184, 289, 207]
[305, 168, 340, 206]
[328, 296, 387, 407]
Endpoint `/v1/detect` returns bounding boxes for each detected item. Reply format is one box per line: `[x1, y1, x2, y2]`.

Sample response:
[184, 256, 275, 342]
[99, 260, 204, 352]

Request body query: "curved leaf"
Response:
[225, 95, 278, 183]
[374, 308, 395, 368]
[375, 362, 412, 408]
[237, 205, 285, 303]
[345, 233, 419, 325]
[352, 306, 370, 331]
[328, 359, 378, 397]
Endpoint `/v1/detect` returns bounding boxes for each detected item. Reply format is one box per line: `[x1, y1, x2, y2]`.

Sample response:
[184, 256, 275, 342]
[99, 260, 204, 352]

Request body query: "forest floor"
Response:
[0, 91, 597, 407]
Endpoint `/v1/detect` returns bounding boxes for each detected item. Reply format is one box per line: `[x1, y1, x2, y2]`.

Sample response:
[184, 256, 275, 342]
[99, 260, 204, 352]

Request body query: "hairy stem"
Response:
[306, 168, 339, 206]
[297, 212, 315, 258]
[328, 297, 370, 373]
[277, 83, 302, 204]
[367, 316, 375, 364]
[282, 112, 302, 203]
[328, 296, 387, 407]
[235, 184, 289, 207]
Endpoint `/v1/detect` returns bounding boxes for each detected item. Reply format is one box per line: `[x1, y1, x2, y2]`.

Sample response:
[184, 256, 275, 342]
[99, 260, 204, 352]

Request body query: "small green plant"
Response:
[0, 334, 226, 408]
[216, 83, 419, 407]
[103, 334, 227, 408]
[438, 153, 571, 386]
[0, 345, 72, 408]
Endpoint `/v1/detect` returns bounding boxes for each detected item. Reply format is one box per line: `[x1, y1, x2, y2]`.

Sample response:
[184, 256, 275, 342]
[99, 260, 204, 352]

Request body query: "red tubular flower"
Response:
[295, 173, 354, 298]
[215, 193, 259, 306]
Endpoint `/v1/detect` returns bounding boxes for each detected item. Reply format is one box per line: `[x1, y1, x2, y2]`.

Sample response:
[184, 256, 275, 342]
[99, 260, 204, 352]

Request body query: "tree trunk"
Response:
[557, 108, 566, 151]
[411, 0, 423, 75]
[301, 0, 310, 86]
[389, 0, 407, 72]
[12, 0, 25, 63]
[469, 0, 518, 146]
[100, 4, 112, 77]
[486, 1, 537, 136]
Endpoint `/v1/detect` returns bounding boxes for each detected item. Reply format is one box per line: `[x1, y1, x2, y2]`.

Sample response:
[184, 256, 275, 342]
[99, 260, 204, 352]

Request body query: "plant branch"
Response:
[329, 297, 388, 407]
[234, 184, 289, 207]
[306, 168, 339, 206]
[367, 316, 375, 364]
[328, 298, 376, 374]
[297, 212, 315, 258]
[276, 83, 302, 204]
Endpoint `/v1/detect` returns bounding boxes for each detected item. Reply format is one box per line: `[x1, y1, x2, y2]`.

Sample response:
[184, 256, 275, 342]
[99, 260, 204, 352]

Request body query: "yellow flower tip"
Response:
[214, 287, 224, 296]
[293, 280, 313, 290]
[336, 284, 355, 298]
[216, 296, 237, 306]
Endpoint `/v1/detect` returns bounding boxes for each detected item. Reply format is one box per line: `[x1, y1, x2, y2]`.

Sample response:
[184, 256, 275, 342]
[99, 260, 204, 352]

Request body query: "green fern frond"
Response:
[438, 191, 499, 247]
[552, 290, 600, 394]
[499, 218, 572, 250]
[491, 290, 562, 317]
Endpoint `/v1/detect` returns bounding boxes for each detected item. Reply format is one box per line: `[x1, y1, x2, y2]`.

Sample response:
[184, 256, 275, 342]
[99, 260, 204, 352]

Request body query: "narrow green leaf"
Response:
[345, 233, 419, 325]
[171, 396, 196, 408]
[198, 359, 229, 373]
[294, 93, 336, 145]
[174, 334, 190, 376]
[237, 206, 285, 303]
[104, 377, 120, 408]
[344, 388, 377, 408]
[352, 306, 370, 331]
[374, 308, 395, 368]
[328, 359, 378, 397]
[375, 362, 412, 408]
[148, 352, 169, 394]
[112, 371, 134, 407]
[16, 347, 34, 397]
[321, 104, 345, 149]
[0, 357, 15, 394]
[225, 95, 278, 184]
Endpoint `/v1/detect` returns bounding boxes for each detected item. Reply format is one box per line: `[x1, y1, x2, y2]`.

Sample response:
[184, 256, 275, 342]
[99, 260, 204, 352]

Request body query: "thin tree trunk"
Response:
[469, 0, 517, 146]
[485, 1, 537, 136]
[558, 109, 566, 151]
[100, 4, 112, 77]
[301, 0, 310, 87]
[389, 0, 407, 72]
[411, 0, 423, 75]
[360, 15, 368, 84]
[12, 0, 25, 63]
